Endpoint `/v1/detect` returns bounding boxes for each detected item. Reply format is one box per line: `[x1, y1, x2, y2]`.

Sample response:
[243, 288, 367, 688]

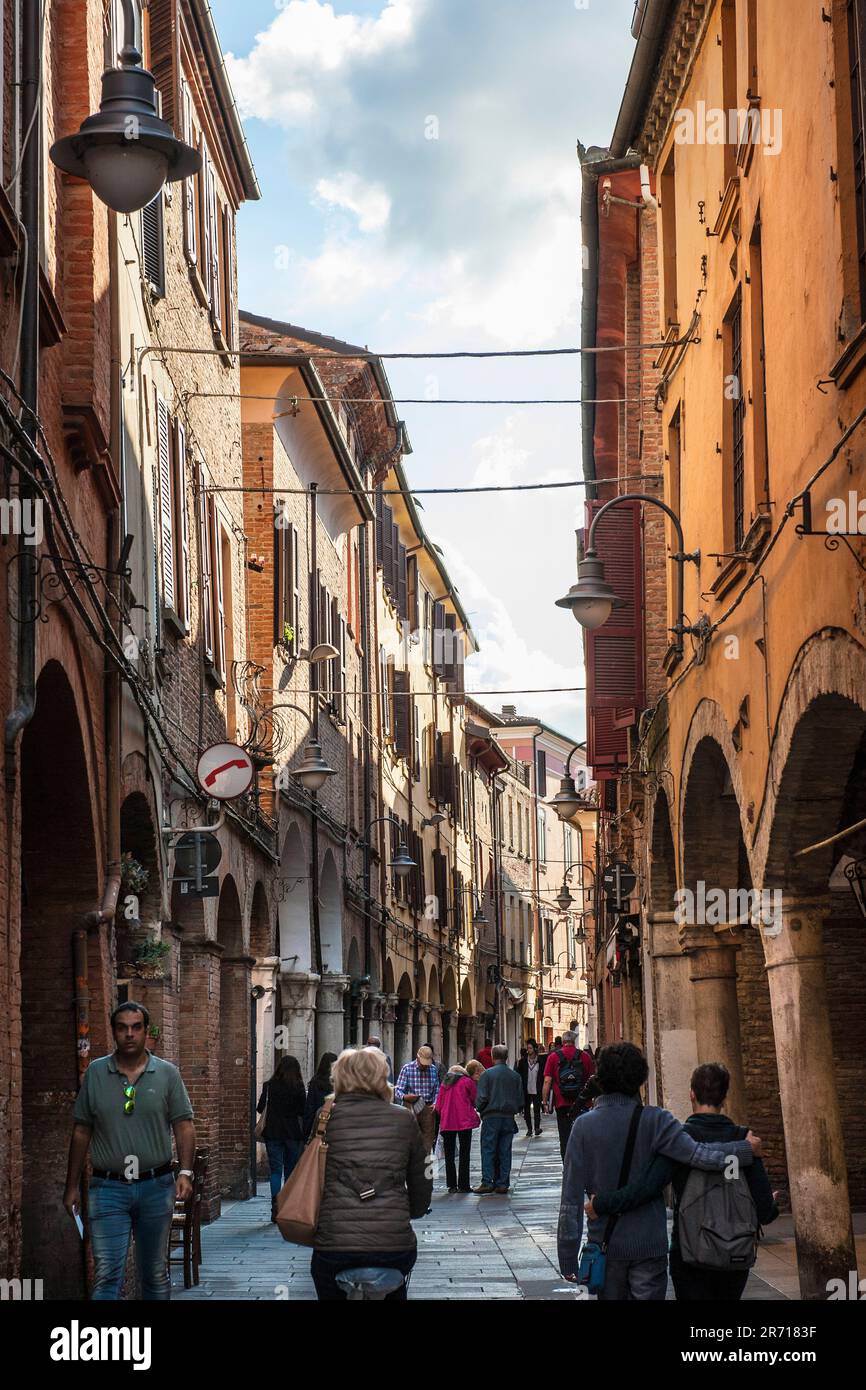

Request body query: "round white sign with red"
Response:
[196, 742, 254, 801]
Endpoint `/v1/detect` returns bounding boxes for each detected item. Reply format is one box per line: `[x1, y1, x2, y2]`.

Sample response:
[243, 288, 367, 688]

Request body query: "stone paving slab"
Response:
[173, 1123, 793, 1301]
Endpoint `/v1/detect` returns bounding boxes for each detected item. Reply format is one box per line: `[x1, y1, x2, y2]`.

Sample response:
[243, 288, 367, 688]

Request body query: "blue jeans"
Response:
[88, 1172, 176, 1300]
[266, 1139, 302, 1201]
[480, 1115, 517, 1187]
[311, 1248, 416, 1301]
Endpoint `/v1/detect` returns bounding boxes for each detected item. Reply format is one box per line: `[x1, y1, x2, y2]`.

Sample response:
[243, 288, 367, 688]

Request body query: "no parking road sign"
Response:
[196, 742, 254, 801]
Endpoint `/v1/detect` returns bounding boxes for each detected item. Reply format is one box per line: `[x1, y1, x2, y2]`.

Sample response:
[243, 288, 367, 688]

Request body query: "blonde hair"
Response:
[465, 1059, 484, 1081]
[331, 1046, 392, 1101]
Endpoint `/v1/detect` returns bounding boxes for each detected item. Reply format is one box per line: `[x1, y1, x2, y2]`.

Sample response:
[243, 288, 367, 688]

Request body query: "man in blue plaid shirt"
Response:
[394, 1045, 440, 1152]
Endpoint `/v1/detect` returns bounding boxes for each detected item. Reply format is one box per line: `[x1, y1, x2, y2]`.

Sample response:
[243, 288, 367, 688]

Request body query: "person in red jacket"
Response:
[476, 1038, 495, 1069]
[542, 1030, 595, 1160]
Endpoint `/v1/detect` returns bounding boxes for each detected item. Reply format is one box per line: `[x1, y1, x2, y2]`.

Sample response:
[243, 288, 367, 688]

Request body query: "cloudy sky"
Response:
[210, 0, 638, 739]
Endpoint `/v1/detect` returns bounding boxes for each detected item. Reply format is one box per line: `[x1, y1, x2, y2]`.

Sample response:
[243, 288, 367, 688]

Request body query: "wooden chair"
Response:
[168, 1147, 208, 1289]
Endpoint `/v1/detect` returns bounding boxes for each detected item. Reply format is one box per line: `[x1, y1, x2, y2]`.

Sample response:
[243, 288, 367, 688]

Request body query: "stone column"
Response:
[445, 1010, 458, 1067]
[413, 1001, 430, 1053]
[316, 973, 350, 1060]
[762, 898, 855, 1299]
[428, 1007, 444, 1063]
[681, 923, 748, 1125]
[394, 1000, 413, 1071]
[649, 912, 698, 1119]
[278, 970, 321, 1082]
[380, 993, 399, 1065]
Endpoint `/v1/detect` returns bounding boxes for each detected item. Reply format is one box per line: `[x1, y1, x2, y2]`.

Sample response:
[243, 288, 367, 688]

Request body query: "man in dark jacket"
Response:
[588, 1061, 778, 1301]
[474, 1045, 525, 1194]
[558, 1043, 761, 1300]
[516, 1039, 546, 1138]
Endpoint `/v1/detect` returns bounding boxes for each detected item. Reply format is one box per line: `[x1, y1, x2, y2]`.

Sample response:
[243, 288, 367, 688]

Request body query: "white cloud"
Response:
[315, 172, 391, 231]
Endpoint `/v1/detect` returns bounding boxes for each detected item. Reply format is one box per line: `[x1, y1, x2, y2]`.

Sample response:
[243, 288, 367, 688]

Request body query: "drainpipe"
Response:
[84, 210, 124, 934]
[308, 484, 322, 975]
[4, 0, 42, 790]
[358, 521, 374, 984]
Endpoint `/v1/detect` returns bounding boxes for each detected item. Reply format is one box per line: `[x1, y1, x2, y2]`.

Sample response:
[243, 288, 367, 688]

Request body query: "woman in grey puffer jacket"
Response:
[311, 1046, 433, 1300]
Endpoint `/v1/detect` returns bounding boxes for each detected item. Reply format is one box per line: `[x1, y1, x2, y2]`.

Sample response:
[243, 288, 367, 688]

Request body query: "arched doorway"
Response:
[277, 822, 310, 972]
[20, 661, 100, 1297]
[316, 851, 348, 1057]
[395, 971, 413, 1070]
[217, 876, 251, 1200]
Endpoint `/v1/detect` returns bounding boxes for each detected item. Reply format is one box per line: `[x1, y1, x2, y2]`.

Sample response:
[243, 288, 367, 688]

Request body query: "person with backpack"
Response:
[542, 1030, 595, 1159]
[557, 1043, 763, 1300]
[586, 1061, 779, 1301]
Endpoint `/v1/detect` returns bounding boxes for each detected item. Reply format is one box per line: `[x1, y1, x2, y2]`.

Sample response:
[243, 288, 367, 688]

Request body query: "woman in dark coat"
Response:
[303, 1051, 338, 1139]
[257, 1055, 306, 1220]
[311, 1046, 432, 1301]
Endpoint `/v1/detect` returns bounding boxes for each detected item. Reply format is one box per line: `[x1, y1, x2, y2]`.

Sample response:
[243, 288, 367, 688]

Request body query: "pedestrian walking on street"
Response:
[63, 1001, 196, 1300]
[394, 1044, 441, 1152]
[303, 1051, 338, 1139]
[587, 1062, 779, 1302]
[516, 1038, 545, 1138]
[474, 1044, 525, 1194]
[557, 1043, 763, 1301]
[434, 1065, 480, 1193]
[476, 1037, 495, 1069]
[257, 1055, 306, 1222]
[365, 1034, 394, 1083]
[311, 1047, 432, 1301]
[542, 1030, 595, 1160]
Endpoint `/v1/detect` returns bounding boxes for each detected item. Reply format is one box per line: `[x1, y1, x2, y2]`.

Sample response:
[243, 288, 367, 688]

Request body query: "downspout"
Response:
[84, 211, 124, 934]
[4, 0, 42, 789]
[308, 484, 322, 975]
[358, 521, 374, 984]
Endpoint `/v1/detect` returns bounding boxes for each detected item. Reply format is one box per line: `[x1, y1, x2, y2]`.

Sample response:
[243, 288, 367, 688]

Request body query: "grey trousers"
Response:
[598, 1255, 668, 1301]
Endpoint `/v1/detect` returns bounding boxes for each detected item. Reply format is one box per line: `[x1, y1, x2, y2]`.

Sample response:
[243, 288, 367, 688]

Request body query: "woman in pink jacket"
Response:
[434, 1064, 480, 1193]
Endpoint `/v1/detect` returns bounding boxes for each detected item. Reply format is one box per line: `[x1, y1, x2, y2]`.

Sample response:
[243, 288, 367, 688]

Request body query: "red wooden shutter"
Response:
[432, 601, 446, 676]
[174, 418, 189, 628]
[393, 668, 411, 758]
[584, 498, 644, 777]
[198, 469, 214, 662]
[156, 394, 174, 612]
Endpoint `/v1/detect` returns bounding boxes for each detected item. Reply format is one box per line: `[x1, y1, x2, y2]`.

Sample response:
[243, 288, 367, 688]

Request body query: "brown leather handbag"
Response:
[275, 1099, 334, 1246]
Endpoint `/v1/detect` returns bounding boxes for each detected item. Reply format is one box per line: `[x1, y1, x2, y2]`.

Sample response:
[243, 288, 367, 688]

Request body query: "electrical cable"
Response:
[208, 473, 659, 498]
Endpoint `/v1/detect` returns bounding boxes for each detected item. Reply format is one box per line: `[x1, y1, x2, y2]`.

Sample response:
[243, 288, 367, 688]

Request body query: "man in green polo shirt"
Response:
[64, 1000, 196, 1299]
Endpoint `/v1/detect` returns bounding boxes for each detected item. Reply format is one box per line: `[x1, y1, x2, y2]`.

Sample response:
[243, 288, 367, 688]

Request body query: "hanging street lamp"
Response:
[548, 743, 592, 823]
[358, 815, 416, 881]
[556, 493, 702, 659]
[50, 0, 200, 213]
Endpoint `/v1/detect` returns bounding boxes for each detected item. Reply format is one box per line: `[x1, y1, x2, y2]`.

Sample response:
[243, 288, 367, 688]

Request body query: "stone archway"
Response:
[395, 971, 414, 1070]
[758, 679, 866, 1297]
[316, 850, 349, 1057]
[646, 787, 696, 1117]
[217, 876, 251, 1201]
[680, 734, 750, 1124]
[20, 661, 100, 1297]
[277, 821, 311, 972]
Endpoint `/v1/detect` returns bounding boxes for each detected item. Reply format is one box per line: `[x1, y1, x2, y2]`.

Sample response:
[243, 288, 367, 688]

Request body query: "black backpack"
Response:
[555, 1048, 584, 1101]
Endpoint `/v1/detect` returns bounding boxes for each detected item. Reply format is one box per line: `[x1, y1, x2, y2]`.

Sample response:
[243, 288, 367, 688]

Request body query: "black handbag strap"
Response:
[601, 1102, 643, 1253]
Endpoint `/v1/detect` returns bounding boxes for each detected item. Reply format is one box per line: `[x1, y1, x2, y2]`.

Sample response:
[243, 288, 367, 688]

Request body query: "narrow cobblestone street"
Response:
[172, 1125, 820, 1301]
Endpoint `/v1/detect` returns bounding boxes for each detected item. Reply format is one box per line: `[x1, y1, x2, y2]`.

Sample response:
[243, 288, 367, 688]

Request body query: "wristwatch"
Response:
[178, 1169, 194, 1179]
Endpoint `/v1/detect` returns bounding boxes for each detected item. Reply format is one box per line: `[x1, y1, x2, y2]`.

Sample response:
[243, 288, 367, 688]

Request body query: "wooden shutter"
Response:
[222, 205, 235, 348]
[393, 668, 411, 758]
[181, 79, 197, 266]
[287, 522, 300, 654]
[397, 542, 408, 621]
[156, 393, 174, 611]
[440, 730, 454, 807]
[174, 418, 189, 628]
[142, 193, 165, 297]
[210, 184, 222, 331]
[198, 474, 214, 663]
[382, 502, 394, 585]
[432, 601, 446, 676]
[584, 498, 643, 774]
[413, 705, 421, 781]
[273, 508, 284, 644]
[428, 725, 439, 802]
[452, 757, 461, 825]
[200, 141, 213, 310]
[380, 647, 391, 738]
[210, 501, 226, 678]
[375, 489, 385, 567]
[407, 554, 419, 631]
[442, 612, 457, 682]
[536, 749, 547, 794]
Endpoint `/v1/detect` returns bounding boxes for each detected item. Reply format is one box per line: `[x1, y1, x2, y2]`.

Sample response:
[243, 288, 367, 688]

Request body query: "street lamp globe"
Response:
[555, 554, 624, 631]
[390, 841, 416, 880]
[50, 49, 200, 214]
[556, 885, 573, 913]
[549, 775, 586, 823]
[292, 739, 336, 793]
